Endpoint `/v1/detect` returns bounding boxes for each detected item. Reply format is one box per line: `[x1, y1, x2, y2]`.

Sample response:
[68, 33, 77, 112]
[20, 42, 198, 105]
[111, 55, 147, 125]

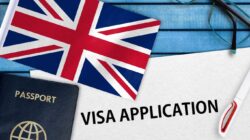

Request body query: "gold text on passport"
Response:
[15, 90, 57, 103]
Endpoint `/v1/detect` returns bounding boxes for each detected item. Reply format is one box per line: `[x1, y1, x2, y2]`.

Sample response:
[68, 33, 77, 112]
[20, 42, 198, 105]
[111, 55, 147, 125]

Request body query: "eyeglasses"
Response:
[176, 0, 250, 54]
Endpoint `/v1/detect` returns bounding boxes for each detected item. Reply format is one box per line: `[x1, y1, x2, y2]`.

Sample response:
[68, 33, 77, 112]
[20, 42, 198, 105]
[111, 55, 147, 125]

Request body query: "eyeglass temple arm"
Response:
[214, 0, 250, 27]
[226, 11, 237, 52]
[214, 1, 237, 51]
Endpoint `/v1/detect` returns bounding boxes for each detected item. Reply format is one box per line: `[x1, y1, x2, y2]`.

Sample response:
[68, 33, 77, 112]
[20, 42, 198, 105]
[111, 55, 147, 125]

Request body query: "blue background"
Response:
[0, 0, 249, 56]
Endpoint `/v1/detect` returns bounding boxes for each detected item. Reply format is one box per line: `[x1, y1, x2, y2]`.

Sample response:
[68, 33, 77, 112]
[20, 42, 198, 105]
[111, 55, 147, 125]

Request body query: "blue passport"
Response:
[0, 74, 79, 140]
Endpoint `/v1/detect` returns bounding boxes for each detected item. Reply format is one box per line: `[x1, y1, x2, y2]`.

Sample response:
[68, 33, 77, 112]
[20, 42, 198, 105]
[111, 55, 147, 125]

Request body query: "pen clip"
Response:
[219, 100, 239, 137]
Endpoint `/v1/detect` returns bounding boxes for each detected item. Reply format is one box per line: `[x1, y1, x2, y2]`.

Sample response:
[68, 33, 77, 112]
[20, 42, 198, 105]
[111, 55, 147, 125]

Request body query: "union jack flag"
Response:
[0, 0, 160, 100]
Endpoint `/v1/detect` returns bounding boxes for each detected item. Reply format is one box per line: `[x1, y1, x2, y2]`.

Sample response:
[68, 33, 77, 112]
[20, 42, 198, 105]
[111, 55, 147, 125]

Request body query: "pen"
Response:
[219, 69, 250, 137]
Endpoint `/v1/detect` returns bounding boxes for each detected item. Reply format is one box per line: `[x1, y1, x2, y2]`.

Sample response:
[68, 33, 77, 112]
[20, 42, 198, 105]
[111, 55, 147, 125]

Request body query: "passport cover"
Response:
[0, 74, 79, 140]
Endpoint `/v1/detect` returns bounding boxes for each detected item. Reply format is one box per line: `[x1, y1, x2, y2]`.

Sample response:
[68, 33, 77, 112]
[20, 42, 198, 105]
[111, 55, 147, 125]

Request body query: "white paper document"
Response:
[31, 48, 250, 140]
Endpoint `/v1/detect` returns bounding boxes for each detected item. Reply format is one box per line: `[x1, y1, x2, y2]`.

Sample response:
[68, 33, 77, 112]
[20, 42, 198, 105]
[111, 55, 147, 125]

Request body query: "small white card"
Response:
[31, 48, 250, 140]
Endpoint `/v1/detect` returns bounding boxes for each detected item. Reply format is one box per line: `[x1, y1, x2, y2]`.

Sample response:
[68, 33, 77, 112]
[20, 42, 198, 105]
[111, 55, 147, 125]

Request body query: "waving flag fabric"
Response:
[0, 0, 160, 100]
